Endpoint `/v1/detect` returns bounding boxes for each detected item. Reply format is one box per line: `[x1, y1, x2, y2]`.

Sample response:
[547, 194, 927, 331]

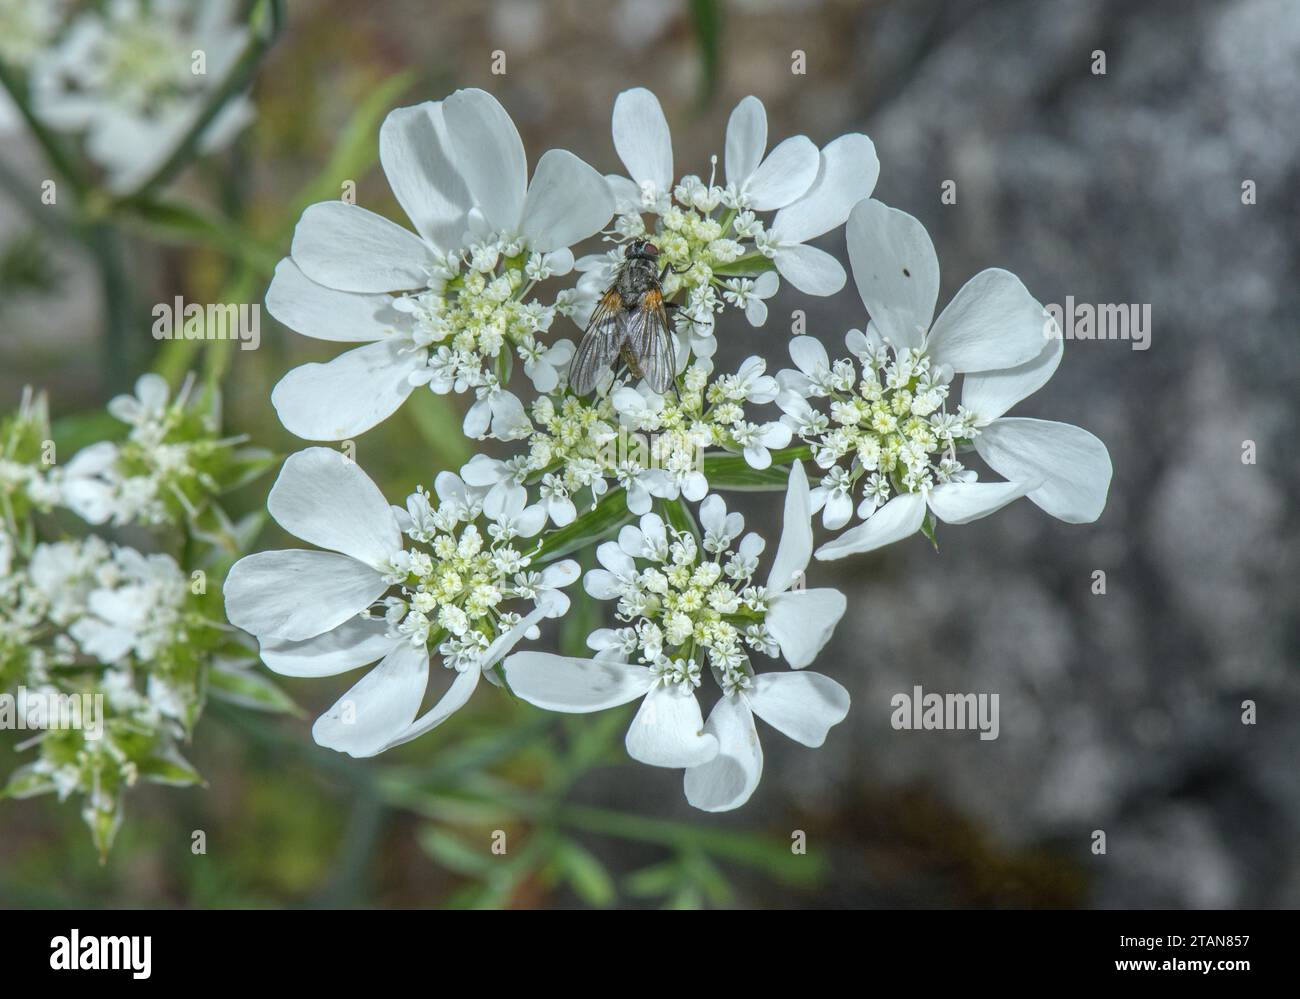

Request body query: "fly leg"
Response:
[659, 263, 692, 281]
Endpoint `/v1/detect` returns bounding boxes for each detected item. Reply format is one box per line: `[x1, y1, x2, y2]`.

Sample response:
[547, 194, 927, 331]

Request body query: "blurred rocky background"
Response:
[2, 0, 1296, 907]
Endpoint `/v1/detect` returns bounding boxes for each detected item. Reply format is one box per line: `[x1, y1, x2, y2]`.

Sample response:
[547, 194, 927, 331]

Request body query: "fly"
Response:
[568, 239, 677, 396]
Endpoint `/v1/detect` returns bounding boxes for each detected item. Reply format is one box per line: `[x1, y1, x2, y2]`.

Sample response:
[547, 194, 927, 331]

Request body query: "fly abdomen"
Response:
[620, 343, 646, 379]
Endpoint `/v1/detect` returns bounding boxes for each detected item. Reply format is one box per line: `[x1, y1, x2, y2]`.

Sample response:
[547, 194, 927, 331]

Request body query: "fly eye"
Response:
[644, 243, 660, 257]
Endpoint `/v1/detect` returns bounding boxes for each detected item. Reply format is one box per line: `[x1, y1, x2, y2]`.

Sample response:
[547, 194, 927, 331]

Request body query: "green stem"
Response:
[769, 444, 813, 465]
[86, 223, 137, 392]
[0, 58, 88, 195]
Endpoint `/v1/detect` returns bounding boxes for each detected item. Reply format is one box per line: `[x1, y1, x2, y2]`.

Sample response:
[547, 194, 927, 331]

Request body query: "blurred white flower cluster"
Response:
[240, 87, 1111, 811]
[0, 0, 254, 192]
[0, 382, 281, 856]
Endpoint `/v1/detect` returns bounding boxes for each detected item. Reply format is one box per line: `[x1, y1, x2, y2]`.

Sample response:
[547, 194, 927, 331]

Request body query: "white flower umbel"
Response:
[510, 353, 790, 516]
[267, 89, 614, 442]
[0, 380, 286, 856]
[65, 546, 188, 666]
[223, 448, 577, 756]
[503, 464, 847, 809]
[778, 199, 1111, 560]
[571, 88, 877, 364]
[29, 0, 254, 193]
[56, 373, 249, 528]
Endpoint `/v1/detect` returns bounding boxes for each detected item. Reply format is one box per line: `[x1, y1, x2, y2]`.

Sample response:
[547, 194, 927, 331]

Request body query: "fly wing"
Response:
[568, 289, 627, 395]
[625, 285, 676, 395]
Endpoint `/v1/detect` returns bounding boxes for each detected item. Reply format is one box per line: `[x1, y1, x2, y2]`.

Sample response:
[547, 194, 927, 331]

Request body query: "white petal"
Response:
[771, 133, 879, 243]
[815, 491, 926, 560]
[272, 340, 423, 441]
[926, 268, 1051, 373]
[605, 173, 644, 213]
[788, 335, 829, 375]
[259, 617, 396, 677]
[610, 385, 645, 417]
[747, 671, 849, 747]
[379, 665, 481, 752]
[583, 569, 622, 600]
[745, 135, 820, 210]
[600, 538, 637, 577]
[638, 513, 667, 552]
[724, 95, 766, 189]
[503, 652, 651, 711]
[267, 448, 402, 566]
[442, 88, 528, 232]
[974, 418, 1112, 524]
[543, 250, 575, 278]
[926, 479, 1031, 525]
[60, 479, 114, 525]
[224, 550, 388, 641]
[774, 243, 846, 296]
[598, 539, 636, 576]
[460, 454, 506, 487]
[527, 359, 559, 393]
[683, 695, 763, 812]
[616, 524, 647, 559]
[291, 202, 435, 293]
[488, 389, 532, 440]
[961, 331, 1063, 425]
[265, 258, 397, 343]
[823, 488, 853, 530]
[540, 559, 582, 589]
[766, 589, 846, 669]
[758, 422, 792, 448]
[548, 494, 577, 527]
[484, 479, 526, 520]
[311, 641, 429, 758]
[64, 439, 118, 476]
[462, 398, 490, 439]
[519, 149, 615, 252]
[436, 470, 476, 506]
[587, 629, 629, 659]
[379, 101, 471, 249]
[625, 480, 651, 515]
[513, 503, 548, 538]
[625, 683, 717, 768]
[70, 620, 134, 663]
[738, 533, 766, 563]
[611, 87, 673, 192]
[699, 494, 726, 535]
[766, 461, 812, 593]
[846, 198, 938, 352]
[136, 373, 170, 409]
